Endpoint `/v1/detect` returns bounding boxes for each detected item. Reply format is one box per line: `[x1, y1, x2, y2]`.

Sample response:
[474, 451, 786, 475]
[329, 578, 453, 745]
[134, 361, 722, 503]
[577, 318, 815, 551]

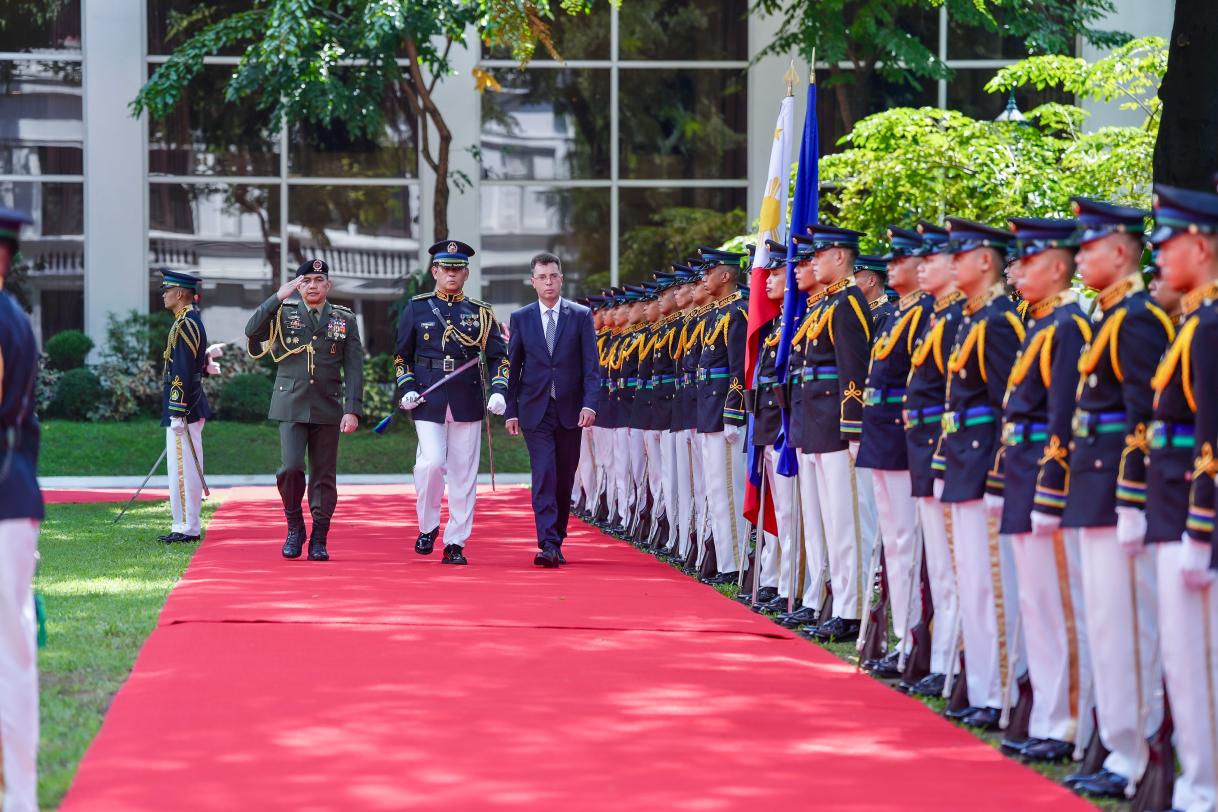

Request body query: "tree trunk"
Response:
[1153, 0, 1218, 189]
[401, 37, 454, 242]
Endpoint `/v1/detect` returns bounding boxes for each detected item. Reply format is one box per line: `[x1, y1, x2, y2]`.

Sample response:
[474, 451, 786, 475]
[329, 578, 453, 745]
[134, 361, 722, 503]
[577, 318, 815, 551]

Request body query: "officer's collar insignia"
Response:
[1183, 281, 1218, 315]
[1097, 273, 1143, 312]
[933, 290, 964, 313]
[898, 290, 924, 311]
[825, 278, 850, 296]
[1027, 290, 1073, 320]
[869, 297, 885, 311]
[436, 290, 465, 303]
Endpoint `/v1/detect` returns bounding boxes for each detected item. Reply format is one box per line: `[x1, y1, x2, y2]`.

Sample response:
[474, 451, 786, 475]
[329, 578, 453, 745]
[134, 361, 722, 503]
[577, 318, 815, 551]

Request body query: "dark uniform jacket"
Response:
[752, 316, 784, 448]
[0, 290, 42, 521]
[246, 295, 364, 425]
[394, 290, 507, 424]
[647, 314, 680, 432]
[870, 296, 896, 339]
[787, 289, 828, 451]
[161, 304, 213, 427]
[596, 328, 618, 429]
[939, 285, 1023, 504]
[857, 291, 931, 471]
[905, 292, 965, 497]
[696, 291, 748, 434]
[790, 278, 872, 454]
[631, 321, 658, 430]
[673, 307, 707, 432]
[1062, 277, 1173, 529]
[993, 292, 1090, 535]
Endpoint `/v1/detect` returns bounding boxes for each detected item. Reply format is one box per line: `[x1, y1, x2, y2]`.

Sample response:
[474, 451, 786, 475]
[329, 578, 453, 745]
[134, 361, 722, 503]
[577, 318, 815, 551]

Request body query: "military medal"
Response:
[331, 343, 337, 355]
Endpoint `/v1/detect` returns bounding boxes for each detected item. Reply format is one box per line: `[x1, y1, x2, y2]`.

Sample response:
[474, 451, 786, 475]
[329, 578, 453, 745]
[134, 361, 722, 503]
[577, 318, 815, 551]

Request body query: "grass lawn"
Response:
[39, 418, 532, 477]
[35, 499, 215, 810]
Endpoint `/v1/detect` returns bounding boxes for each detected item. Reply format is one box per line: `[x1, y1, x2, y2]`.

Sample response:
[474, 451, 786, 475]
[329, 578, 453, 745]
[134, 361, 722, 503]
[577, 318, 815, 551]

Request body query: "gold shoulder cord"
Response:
[247, 305, 317, 376]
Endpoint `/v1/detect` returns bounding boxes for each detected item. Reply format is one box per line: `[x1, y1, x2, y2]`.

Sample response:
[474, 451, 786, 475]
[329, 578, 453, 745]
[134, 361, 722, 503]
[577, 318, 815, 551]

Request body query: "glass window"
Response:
[148, 0, 253, 56]
[479, 185, 609, 308]
[947, 10, 1032, 61]
[946, 70, 1072, 122]
[480, 69, 610, 180]
[483, 9, 610, 61]
[619, 69, 747, 180]
[619, 0, 748, 62]
[0, 180, 84, 334]
[0, 60, 83, 175]
[0, 0, 81, 54]
[617, 186, 746, 285]
[289, 74, 418, 178]
[147, 65, 279, 176]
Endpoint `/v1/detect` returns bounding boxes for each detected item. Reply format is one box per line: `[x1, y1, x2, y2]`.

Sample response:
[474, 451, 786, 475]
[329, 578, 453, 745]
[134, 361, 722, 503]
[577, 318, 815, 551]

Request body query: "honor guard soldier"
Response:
[396, 240, 509, 565]
[998, 217, 1094, 762]
[648, 272, 683, 551]
[156, 270, 213, 543]
[621, 284, 653, 541]
[669, 266, 707, 564]
[694, 246, 750, 583]
[857, 228, 933, 677]
[0, 206, 41, 812]
[246, 259, 364, 562]
[854, 254, 896, 335]
[938, 218, 1024, 731]
[791, 224, 878, 643]
[594, 289, 626, 532]
[1059, 198, 1170, 798]
[571, 295, 607, 519]
[1146, 185, 1218, 812]
[902, 221, 966, 697]
[607, 286, 645, 536]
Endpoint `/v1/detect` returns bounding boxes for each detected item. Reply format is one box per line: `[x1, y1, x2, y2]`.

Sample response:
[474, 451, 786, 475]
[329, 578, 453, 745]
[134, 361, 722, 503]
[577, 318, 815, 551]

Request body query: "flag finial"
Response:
[784, 60, 798, 96]
[810, 48, 816, 84]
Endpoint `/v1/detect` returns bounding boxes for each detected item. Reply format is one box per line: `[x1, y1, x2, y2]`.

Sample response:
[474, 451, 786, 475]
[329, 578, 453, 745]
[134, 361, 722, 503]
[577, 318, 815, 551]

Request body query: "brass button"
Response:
[309, 378, 315, 384]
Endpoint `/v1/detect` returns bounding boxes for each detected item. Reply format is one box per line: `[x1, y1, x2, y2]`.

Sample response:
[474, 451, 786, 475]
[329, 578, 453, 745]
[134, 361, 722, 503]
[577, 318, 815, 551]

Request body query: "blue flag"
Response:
[774, 79, 818, 477]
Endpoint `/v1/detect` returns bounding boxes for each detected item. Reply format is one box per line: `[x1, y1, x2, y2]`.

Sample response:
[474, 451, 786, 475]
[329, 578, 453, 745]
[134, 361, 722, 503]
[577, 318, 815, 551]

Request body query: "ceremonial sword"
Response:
[113, 447, 168, 524]
[373, 355, 482, 434]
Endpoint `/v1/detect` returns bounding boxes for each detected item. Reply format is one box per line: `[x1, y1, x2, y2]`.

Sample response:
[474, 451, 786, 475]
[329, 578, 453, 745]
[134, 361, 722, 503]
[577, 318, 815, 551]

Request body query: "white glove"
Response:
[1030, 510, 1061, 537]
[170, 417, 187, 435]
[723, 425, 743, 445]
[206, 343, 226, 359]
[1116, 507, 1147, 556]
[848, 440, 860, 460]
[400, 391, 423, 411]
[984, 493, 1004, 518]
[486, 393, 506, 416]
[1180, 537, 1215, 590]
[207, 360, 221, 375]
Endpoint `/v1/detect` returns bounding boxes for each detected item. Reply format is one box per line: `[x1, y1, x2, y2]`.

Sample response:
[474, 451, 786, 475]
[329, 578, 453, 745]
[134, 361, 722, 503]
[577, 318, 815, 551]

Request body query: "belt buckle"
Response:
[863, 387, 878, 407]
[442, 356, 455, 372]
[902, 409, 913, 429]
[1071, 410, 1086, 438]
[1001, 421, 1017, 446]
[1148, 421, 1165, 450]
[941, 411, 959, 435]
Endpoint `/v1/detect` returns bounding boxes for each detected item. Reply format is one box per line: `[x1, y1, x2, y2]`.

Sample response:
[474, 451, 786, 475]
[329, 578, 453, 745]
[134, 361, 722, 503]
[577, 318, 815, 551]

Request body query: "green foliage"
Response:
[219, 372, 272, 422]
[362, 353, 397, 420]
[35, 356, 61, 419]
[49, 368, 102, 421]
[817, 38, 1165, 247]
[44, 330, 94, 372]
[615, 207, 749, 289]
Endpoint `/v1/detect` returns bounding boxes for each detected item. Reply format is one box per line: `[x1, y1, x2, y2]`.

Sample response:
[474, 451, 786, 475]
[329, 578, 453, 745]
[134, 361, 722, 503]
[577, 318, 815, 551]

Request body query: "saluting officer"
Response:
[0, 206, 41, 812]
[1061, 198, 1170, 799]
[246, 259, 364, 562]
[1145, 185, 1218, 812]
[396, 240, 509, 565]
[156, 270, 213, 544]
[857, 228, 933, 678]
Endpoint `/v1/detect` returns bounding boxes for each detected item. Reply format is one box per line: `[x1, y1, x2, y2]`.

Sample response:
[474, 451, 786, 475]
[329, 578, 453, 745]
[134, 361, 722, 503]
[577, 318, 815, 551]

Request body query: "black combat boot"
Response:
[282, 510, 307, 559]
[307, 523, 330, 561]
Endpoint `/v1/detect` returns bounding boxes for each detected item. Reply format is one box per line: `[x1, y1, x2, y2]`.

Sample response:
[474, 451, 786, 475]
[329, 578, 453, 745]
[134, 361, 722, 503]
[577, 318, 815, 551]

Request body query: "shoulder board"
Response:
[469, 297, 493, 309]
[412, 292, 435, 301]
[330, 304, 354, 314]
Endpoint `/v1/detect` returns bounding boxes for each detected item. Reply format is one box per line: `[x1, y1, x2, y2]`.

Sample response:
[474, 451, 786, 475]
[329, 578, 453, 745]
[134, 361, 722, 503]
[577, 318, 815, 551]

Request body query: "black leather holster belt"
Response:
[414, 355, 475, 372]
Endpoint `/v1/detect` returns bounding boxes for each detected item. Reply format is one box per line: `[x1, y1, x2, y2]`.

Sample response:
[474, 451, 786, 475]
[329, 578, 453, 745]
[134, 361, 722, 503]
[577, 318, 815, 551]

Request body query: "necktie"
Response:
[309, 308, 319, 328]
[546, 309, 557, 398]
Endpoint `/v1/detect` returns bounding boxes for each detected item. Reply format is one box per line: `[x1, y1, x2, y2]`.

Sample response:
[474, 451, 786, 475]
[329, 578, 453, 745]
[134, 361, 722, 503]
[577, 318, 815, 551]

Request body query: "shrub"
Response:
[221, 373, 272, 422]
[35, 355, 62, 418]
[49, 368, 103, 420]
[44, 330, 94, 371]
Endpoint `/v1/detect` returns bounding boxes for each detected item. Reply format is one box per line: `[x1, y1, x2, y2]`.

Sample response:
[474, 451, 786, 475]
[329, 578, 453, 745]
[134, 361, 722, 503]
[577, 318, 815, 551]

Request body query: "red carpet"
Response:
[61, 486, 1093, 811]
[44, 488, 169, 504]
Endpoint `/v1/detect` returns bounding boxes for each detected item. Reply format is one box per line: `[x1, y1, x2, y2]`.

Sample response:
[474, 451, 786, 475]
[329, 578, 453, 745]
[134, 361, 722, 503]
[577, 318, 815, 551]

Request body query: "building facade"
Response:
[0, 0, 1164, 352]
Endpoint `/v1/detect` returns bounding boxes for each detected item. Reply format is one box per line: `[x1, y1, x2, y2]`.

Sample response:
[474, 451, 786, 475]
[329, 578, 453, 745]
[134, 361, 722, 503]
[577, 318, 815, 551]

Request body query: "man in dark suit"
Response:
[505, 252, 600, 567]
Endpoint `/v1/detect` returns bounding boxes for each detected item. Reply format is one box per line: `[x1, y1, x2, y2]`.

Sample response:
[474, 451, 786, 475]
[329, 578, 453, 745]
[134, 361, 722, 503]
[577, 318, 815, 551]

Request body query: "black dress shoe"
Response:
[863, 650, 902, 678]
[755, 594, 791, 614]
[415, 527, 439, 555]
[557, 549, 566, 565]
[752, 586, 779, 604]
[908, 673, 946, 697]
[961, 707, 1002, 731]
[157, 531, 177, 542]
[1071, 768, 1128, 798]
[736, 592, 754, 606]
[810, 616, 861, 642]
[1001, 735, 1034, 755]
[1021, 738, 1073, 762]
[700, 571, 739, 586]
[282, 524, 307, 559]
[307, 527, 329, 561]
[944, 704, 981, 721]
[159, 532, 200, 543]
[776, 605, 816, 628]
[534, 545, 561, 568]
[1062, 769, 1100, 788]
[442, 543, 468, 565]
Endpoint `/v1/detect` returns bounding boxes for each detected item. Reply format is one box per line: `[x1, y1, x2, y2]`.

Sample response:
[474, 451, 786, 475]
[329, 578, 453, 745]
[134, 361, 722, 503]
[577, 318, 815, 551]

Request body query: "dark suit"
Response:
[506, 299, 600, 549]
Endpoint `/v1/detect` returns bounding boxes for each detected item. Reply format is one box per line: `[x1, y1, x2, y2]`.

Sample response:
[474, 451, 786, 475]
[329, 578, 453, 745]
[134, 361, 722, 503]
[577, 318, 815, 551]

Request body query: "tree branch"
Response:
[426, 37, 455, 97]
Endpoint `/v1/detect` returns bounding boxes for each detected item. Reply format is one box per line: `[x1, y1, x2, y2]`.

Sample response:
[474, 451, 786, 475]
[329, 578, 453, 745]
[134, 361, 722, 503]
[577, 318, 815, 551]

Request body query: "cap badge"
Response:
[448, 241, 458, 253]
[312, 259, 323, 271]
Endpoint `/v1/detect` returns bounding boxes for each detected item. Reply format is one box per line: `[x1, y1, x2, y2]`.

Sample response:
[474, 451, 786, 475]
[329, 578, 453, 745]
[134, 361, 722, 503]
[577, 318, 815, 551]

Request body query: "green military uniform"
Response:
[245, 259, 363, 559]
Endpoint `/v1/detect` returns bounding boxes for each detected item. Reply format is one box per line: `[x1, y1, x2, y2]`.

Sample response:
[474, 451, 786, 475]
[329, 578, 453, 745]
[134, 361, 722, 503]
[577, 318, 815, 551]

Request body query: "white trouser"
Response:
[671, 430, 695, 555]
[795, 452, 828, 609]
[1011, 530, 1091, 743]
[592, 427, 614, 515]
[644, 429, 664, 519]
[700, 431, 747, 574]
[950, 499, 1023, 710]
[691, 432, 711, 548]
[573, 428, 595, 503]
[812, 449, 878, 620]
[628, 428, 646, 516]
[918, 493, 959, 675]
[1078, 527, 1162, 781]
[611, 428, 634, 523]
[1159, 541, 1218, 812]
[413, 414, 481, 547]
[166, 420, 205, 536]
[762, 446, 799, 595]
[872, 469, 921, 655]
[0, 519, 39, 812]
[661, 431, 682, 549]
